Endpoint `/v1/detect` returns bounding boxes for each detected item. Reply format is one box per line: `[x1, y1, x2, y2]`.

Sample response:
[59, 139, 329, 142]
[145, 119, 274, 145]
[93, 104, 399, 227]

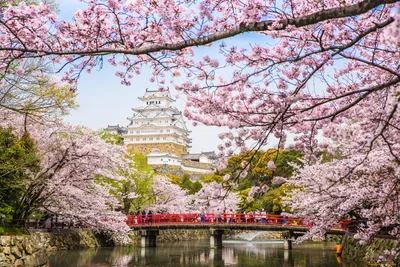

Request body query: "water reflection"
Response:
[48, 240, 363, 267]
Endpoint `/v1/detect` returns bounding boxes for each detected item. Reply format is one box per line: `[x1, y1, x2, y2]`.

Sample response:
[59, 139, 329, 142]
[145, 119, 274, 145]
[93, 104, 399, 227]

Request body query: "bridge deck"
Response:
[130, 223, 345, 235]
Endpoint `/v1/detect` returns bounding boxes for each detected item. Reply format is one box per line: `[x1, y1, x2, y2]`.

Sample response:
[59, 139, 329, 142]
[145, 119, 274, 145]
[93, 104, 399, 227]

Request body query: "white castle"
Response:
[106, 89, 216, 174]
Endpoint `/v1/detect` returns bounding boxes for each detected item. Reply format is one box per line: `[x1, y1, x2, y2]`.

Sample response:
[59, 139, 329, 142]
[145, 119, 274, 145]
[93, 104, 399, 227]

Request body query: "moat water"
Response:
[48, 240, 357, 267]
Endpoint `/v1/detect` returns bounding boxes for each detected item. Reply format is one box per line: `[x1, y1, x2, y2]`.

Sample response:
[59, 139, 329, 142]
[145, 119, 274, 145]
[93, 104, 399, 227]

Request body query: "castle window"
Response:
[136, 131, 140, 134]
[143, 138, 146, 141]
[163, 137, 166, 140]
[136, 138, 139, 141]
[149, 138, 153, 141]
[160, 130, 163, 133]
[156, 137, 160, 140]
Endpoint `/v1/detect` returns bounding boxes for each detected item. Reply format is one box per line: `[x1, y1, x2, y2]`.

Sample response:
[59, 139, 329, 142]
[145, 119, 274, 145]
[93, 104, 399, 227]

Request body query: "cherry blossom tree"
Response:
[150, 175, 191, 213]
[0, 109, 131, 233]
[284, 121, 400, 242]
[190, 182, 240, 213]
[149, 176, 240, 214]
[0, 59, 77, 119]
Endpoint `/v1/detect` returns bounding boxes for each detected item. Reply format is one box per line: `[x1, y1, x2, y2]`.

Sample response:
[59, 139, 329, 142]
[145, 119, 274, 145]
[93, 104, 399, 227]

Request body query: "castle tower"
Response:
[123, 89, 191, 156]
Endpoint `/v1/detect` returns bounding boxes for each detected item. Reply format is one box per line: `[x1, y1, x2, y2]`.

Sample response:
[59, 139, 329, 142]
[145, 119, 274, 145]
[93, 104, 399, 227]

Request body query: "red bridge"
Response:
[126, 213, 350, 229]
[126, 213, 348, 248]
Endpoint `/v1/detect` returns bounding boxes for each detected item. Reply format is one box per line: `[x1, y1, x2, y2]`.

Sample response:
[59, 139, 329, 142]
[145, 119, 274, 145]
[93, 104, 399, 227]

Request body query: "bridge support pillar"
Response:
[282, 230, 293, 250]
[210, 229, 224, 248]
[323, 234, 328, 242]
[284, 239, 292, 250]
[140, 230, 159, 247]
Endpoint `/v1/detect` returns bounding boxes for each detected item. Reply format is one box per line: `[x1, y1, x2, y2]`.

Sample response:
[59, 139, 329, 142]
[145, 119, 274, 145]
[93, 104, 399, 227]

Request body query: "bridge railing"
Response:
[125, 213, 316, 228]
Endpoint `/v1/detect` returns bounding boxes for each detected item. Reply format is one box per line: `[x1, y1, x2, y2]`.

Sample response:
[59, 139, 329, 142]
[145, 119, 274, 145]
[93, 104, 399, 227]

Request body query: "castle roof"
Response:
[130, 105, 180, 114]
[138, 88, 174, 101]
[105, 125, 127, 134]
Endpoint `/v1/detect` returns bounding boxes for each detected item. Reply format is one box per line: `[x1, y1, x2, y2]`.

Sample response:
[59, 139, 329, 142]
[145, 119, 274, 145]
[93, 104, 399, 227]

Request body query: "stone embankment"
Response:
[342, 234, 399, 265]
[0, 231, 100, 266]
[129, 229, 210, 243]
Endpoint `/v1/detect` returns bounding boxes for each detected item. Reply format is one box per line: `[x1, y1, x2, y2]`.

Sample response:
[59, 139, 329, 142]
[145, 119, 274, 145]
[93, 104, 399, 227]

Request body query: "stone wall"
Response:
[126, 142, 187, 155]
[152, 166, 207, 178]
[341, 234, 399, 265]
[0, 231, 101, 266]
[128, 229, 209, 244]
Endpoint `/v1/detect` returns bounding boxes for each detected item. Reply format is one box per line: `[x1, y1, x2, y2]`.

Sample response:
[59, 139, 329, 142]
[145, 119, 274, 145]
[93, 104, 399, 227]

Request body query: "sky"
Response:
[58, 0, 229, 153]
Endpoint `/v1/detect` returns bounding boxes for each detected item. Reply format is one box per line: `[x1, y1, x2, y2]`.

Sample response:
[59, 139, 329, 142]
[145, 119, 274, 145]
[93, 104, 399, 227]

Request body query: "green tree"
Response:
[201, 174, 224, 184]
[99, 129, 124, 146]
[166, 174, 181, 185]
[0, 60, 77, 119]
[180, 174, 202, 194]
[0, 127, 40, 221]
[219, 149, 303, 213]
[272, 183, 295, 213]
[112, 152, 155, 214]
[221, 149, 302, 186]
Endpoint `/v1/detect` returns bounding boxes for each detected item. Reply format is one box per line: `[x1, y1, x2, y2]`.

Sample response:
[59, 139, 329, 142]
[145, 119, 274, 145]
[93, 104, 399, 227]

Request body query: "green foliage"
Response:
[274, 150, 303, 178]
[180, 174, 202, 194]
[238, 186, 281, 213]
[201, 174, 224, 184]
[99, 130, 124, 146]
[272, 183, 295, 213]
[0, 127, 41, 221]
[166, 174, 181, 185]
[0, 225, 27, 235]
[1, 0, 58, 11]
[106, 151, 155, 214]
[319, 148, 343, 163]
[166, 173, 202, 194]
[216, 149, 303, 213]
[220, 149, 302, 187]
[0, 60, 77, 118]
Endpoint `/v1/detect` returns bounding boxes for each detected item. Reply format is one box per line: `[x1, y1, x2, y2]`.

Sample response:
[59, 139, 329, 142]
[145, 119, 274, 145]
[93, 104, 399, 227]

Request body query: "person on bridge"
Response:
[280, 213, 287, 225]
[142, 210, 146, 224]
[228, 209, 234, 223]
[200, 209, 206, 223]
[261, 210, 267, 224]
[215, 209, 222, 223]
[148, 210, 153, 224]
[134, 211, 139, 225]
